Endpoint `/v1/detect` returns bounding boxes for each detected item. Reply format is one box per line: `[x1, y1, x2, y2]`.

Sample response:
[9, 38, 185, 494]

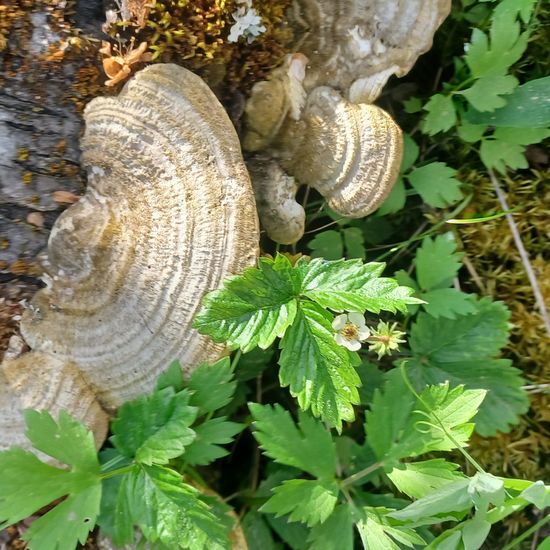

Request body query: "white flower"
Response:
[228, 2, 266, 43]
[332, 312, 370, 352]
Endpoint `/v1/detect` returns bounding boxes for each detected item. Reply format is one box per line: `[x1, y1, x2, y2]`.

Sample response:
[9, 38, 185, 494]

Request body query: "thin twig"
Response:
[462, 254, 486, 293]
[488, 169, 550, 337]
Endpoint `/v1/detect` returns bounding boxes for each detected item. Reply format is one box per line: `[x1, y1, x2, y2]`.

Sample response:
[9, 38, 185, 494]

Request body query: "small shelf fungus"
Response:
[0, 64, 259, 451]
[243, 0, 451, 244]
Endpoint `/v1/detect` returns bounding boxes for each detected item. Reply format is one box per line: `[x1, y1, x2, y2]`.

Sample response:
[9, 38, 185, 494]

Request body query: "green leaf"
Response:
[111, 387, 197, 465]
[401, 134, 420, 173]
[116, 465, 228, 549]
[308, 504, 354, 550]
[265, 514, 310, 550]
[249, 403, 336, 479]
[520, 481, 550, 510]
[493, 127, 550, 145]
[388, 460, 466, 499]
[241, 511, 281, 550]
[23, 484, 101, 550]
[342, 227, 366, 260]
[193, 255, 298, 352]
[357, 507, 426, 550]
[378, 177, 406, 215]
[182, 417, 243, 465]
[479, 138, 528, 172]
[308, 230, 344, 260]
[465, 77, 550, 128]
[422, 289, 477, 319]
[24, 410, 99, 473]
[389, 479, 472, 521]
[457, 122, 486, 143]
[461, 517, 491, 550]
[187, 357, 236, 414]
[408, 298, 529, 435]
[415, 233, 463, 291]
[468, 472, 505, 512]
[261, 478, 339, 526]
[299, 258, 419, 314]
[408, 163, 463, 208]
[156, 360, 185, 391]
[423, 94, 457, 135]
[279, 301, 361, 428]
[460, 75, 518, 112]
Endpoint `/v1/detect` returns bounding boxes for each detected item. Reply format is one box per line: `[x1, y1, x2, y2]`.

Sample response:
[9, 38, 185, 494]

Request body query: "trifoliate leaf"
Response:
[460, 75, 518, 112]
[308, 230, 344, 260]
[493, 127, 550, 145]
[187, 357, 236, 414]
[261, 479, 339, 526]
[464, 77, 550, 128]
[479, 138, 528, 172]
[111, 387, 197, 465]
[182, 417, 243, 465]
[24, 409, 99, 473]
[0, 411, 101, 550]
[308, 504, 354, 550]
[408, 163, 463, 208]
[468, 472, 505, 512]
[415, 233, 463, 291]
[408, 298, 529, 435]
[378, 177, 406, 215]
[357, 507, 426, 550]
[23, 485, 101, 550]
[299, 258, 419, 314]
[388, 459, 466, 499]
[116, 465, 228, 549]
[249, 403, 336, 479]
[389, 479, 472, 522]
[422, 289, 477, 319]
[279, 301, 361, 428]
[423, 94, 457, 135]
[193, 255, 299, 352]
[465, 19, 528, 78]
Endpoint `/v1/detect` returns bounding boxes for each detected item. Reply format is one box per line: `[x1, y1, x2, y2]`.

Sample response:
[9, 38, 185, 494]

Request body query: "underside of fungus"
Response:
[243, 0, 450, 244]
[0, 64, 259, 450]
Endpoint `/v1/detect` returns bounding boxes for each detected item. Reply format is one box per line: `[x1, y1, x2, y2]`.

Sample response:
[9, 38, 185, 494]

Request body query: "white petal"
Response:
[343, 339, 362, 351]
[334, 333, 347, 346]
[357, 327, 371, 341]
[332, 314, 347, 330]
[348, 312, 366, 329]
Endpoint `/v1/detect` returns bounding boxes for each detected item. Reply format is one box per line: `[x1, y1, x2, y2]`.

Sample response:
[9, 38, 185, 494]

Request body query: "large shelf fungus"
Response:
[243, 0, 451, 244]
[0, 64, 259, 450]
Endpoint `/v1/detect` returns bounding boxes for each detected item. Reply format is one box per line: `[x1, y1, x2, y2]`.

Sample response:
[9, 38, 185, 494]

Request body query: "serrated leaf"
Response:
[299, 258, 419, 314]
[187, 357, 236, 414]
[415, 233, 463, 291]
[156, 360, 185, 391]
[408, 163, 463, 208]
[480, 138, 528, 172]
[389, 479, 472, 521]
[182, 417, 243, 465]
[308, 230, 344, 260]
[460, 75, 518, 112]
[423, 94, 457, 135]
[23, 484, 101, 550]
[241, 511, 281, 550]
[111, 387, 197, 465]
[308, 504, 354, 550]
[279, 302, 361, 428]
[357, 507, 426, 550]
[465, 77, 550, 128]
[388, 459, 466, 499]
[261, 478, 339, 526]
[457, 122, 486, 143]
[24, 409, 99, 473]
[193, 255, 298, 352]
[249, 403, 336, 479]
[422, 289, 477, 319]
[408, 298, 529, 435]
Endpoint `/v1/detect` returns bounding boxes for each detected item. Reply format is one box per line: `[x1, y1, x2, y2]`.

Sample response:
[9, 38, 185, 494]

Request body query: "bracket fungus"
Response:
[243, 0, 451, 244]
[0, 63, 259, 450]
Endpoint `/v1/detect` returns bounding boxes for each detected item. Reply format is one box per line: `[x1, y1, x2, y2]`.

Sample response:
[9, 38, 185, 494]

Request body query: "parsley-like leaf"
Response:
[408, 163, 463, 208]
[460, 75, 518, 112]
[423, 94, 457, 135]
[415, 233, 463, 291]
[308, 504, 355, 550]
[250, 403, 336, 479]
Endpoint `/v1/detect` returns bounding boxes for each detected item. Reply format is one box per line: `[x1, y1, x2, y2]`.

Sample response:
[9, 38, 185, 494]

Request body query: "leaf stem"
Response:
[100, 464, 136, 480]
[100, 453, 128, 473]
[340, 462, 383, 488]
[500, 512, 550, 550]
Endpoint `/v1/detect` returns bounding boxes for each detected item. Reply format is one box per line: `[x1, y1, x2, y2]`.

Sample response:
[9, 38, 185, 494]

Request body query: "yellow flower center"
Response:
[341, 323, 359, 341]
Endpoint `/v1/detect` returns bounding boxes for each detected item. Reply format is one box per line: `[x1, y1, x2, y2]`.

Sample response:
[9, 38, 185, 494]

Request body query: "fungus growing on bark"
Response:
[243, 0, 451, 243]
[0, 64, 259, 450]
